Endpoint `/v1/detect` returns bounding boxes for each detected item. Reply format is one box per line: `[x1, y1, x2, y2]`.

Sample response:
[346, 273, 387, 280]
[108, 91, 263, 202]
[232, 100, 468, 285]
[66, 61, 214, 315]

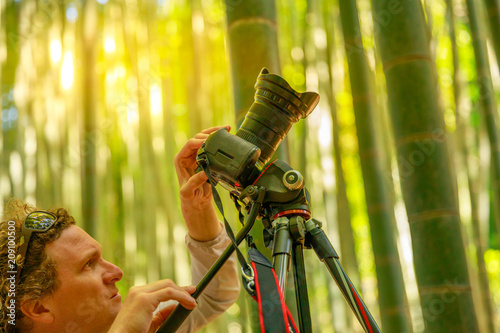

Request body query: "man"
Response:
[0, 126, 240, 333]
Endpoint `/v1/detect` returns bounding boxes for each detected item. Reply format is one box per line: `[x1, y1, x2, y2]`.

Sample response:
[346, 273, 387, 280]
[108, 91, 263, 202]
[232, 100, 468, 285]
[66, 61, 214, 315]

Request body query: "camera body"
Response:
[196, 68, 319, 197]
[196, 128, 261, 195]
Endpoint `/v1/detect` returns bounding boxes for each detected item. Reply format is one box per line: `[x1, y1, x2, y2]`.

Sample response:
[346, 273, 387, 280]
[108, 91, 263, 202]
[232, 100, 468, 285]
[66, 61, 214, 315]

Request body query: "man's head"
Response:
[1, 199, 123, 332]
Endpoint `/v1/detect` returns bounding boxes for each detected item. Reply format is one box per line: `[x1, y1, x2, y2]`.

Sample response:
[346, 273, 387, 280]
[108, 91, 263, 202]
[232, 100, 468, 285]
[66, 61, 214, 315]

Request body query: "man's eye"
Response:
[84, 260, 93, 269]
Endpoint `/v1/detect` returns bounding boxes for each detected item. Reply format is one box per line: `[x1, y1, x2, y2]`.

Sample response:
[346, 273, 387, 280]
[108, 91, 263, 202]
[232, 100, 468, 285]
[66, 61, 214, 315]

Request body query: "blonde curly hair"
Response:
[0, 198, 75, 332]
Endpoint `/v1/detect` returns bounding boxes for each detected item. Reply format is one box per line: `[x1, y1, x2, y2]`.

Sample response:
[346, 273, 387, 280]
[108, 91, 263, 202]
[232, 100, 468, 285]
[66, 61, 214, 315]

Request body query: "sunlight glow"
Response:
[115, 65, 126, 78]
[318, 107, 332, 149]
[66, 6, 78, 22]
[192, 13, 204, 34]
[228, 322, 242, 333]
[314, 27, 327, 50]
[291, 47, 304, 62]
[50, 40, 62, 63]
[150, 85, 162, 116]
[9, 152, 23, 191]
[106, 66, 127, 85]
[127, 103, 139, 124]
[104, 37, 116, 53]
[61, 51, 74, 90]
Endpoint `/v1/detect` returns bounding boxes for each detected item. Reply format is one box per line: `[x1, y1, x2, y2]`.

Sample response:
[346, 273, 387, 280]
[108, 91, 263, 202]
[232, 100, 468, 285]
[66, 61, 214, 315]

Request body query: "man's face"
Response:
[43, 225, 123, 332]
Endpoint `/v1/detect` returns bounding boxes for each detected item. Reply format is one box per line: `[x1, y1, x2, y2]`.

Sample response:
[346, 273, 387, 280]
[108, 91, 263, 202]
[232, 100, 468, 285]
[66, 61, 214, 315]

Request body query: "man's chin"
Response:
[111, 302, 122, 317]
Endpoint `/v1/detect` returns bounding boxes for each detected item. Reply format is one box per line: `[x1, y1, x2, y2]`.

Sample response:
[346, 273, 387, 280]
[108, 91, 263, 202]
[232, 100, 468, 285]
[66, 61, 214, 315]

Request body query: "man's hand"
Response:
[108, 280, 197, 333]
[174, 126, 230, 241]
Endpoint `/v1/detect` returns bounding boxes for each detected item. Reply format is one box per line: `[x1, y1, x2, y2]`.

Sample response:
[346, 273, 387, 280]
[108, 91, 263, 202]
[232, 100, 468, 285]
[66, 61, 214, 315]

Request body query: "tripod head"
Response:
[230, 158, 311, 251]
[196, 128, 312, 235]
[242, 159, 310, 223]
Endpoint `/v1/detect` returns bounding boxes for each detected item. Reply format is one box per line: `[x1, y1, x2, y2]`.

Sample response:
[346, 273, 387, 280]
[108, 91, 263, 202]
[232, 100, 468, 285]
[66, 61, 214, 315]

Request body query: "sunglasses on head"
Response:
[16, 211, 57, 285]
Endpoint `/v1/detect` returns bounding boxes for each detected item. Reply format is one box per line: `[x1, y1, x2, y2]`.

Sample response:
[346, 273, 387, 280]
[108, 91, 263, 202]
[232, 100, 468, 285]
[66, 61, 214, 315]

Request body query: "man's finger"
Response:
[193, 133, 209, 140]
[133, 279, 185, 294]
[150, 304, 177, 333]
[200, 125, 230, 135]
[174, 138, 206, 161]
[179, 172, 209, 199]
[183, 285, 197, 294]
[152, 288, 197, 310]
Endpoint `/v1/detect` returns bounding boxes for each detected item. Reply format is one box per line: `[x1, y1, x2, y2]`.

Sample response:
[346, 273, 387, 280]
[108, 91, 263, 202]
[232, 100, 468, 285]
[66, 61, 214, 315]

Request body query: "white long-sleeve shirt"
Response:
[158, 226, 240, 332]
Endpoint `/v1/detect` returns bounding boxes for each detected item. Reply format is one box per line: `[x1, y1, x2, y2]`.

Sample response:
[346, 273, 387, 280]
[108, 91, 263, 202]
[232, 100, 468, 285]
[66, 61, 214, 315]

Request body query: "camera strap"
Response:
[200, 166, 254, 280]
[247, 247, 299, 333]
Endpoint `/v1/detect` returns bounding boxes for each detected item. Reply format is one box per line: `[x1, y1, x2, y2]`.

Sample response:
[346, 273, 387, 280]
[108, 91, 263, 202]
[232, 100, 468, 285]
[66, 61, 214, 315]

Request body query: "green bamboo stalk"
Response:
[107, 121, 127, 267]
[56, 6, 68, 206]
[372, 0, 479, 331]
[465, 0, 500, 247]
[185, 0, 203, 135]
[449, 1, 496, 331]
[296, 0, 309, 179]
[101, 31, 126, 274]
[338, 1, 412, 332]
[1, 0, 21, 201]
[81, 0, 98, 238]
[225, 0, 281, 125]
[323, 0, 361, 284]
[161, 72, 180, 281]
[321, 3, 361, 331]
[424, 0, 436, 60]
[484, 0, 500, 75]
[224, 1, 283, 330]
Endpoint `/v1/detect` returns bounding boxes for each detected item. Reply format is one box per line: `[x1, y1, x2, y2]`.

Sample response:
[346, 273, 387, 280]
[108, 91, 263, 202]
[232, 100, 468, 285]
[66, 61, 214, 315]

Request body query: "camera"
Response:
[196, 68, 319, 196]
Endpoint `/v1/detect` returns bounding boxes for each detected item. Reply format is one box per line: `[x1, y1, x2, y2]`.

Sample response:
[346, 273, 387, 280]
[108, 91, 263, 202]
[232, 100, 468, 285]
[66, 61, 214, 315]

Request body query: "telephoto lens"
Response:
[236, 68, 320, 166]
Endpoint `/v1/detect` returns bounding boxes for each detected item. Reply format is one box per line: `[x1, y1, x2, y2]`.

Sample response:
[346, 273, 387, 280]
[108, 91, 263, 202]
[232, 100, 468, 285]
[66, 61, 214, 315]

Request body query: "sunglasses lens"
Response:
[24, 212, 57, 231]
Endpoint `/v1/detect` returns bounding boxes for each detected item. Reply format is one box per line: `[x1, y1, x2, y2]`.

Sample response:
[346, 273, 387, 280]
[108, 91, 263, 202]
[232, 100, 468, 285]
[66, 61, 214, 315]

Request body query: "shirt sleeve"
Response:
[160, 224, 240, 333]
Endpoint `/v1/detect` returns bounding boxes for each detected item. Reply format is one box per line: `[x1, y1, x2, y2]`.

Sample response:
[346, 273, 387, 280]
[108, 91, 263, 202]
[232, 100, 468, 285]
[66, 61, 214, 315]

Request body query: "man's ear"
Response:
[20, 300, 54, 324]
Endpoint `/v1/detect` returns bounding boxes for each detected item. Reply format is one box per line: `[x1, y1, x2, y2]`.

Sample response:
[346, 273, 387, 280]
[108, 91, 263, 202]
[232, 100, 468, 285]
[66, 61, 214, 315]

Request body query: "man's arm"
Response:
[175, 225, 240, 333]
[174, 126, 231, 242]
[172, 126, 240, 332]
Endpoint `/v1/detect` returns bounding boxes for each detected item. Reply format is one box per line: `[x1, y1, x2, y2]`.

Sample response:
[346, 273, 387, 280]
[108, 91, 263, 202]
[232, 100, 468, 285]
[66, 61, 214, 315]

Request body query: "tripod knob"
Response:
[283, 170, 303, 190]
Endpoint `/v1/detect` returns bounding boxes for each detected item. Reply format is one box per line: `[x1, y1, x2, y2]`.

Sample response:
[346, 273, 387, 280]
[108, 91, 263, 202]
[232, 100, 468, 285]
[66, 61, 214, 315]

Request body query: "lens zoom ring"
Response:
[256, 90, 297, 116]
[237, 129, 276, 160]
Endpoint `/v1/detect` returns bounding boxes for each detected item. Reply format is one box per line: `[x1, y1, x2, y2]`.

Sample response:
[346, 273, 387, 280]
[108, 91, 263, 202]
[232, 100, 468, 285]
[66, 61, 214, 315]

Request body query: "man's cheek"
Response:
[74, 295, 104, 325]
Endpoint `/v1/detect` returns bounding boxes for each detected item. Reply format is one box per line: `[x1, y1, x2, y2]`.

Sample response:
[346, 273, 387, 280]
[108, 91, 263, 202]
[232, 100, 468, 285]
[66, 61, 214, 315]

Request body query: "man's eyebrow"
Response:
[78, 244, 102, 266]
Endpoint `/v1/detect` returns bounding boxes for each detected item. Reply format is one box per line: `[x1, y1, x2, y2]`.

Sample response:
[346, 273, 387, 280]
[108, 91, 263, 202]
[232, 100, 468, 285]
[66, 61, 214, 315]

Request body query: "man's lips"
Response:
[110, 291, 120, 299]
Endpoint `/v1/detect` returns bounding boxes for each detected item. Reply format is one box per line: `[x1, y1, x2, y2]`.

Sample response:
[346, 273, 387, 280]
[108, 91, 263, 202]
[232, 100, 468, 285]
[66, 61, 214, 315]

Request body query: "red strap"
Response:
[247, 248, 299, 333]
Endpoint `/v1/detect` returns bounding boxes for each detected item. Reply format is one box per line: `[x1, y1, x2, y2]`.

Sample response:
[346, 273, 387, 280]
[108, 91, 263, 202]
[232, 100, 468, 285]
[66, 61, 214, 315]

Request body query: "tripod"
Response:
[158, 160, 381, 333]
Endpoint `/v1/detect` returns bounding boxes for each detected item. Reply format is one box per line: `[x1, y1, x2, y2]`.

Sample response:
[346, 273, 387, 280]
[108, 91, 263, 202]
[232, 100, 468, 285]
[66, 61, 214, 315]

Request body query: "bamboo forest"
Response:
[1, 0, 500, 332]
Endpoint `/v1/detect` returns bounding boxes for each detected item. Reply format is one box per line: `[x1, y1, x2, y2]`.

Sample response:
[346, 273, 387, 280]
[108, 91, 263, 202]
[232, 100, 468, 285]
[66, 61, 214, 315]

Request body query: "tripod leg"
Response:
[272, 217, 293, 292]
[273, 217, 313, 333]
[292, 243, 313, 333]
[305, 219, 382, 333]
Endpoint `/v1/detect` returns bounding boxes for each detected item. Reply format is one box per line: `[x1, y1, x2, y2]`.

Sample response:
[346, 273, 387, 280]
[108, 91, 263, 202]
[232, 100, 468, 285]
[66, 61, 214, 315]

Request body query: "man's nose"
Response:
[103, 259, 124, 284]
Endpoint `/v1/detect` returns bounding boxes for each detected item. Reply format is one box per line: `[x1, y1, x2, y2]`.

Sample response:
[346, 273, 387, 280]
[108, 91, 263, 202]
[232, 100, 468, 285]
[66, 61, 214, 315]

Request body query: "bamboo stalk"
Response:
[449, 0, 496, 331]
[224, 1, 282, 330]
[321, 2, 362, 331]
[372, 0, 479, 330]
[80, 0, 98, 237]
[465, 0, 500, 251]
[484, 0, 500, 75]
[338, 0, 412, 331]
